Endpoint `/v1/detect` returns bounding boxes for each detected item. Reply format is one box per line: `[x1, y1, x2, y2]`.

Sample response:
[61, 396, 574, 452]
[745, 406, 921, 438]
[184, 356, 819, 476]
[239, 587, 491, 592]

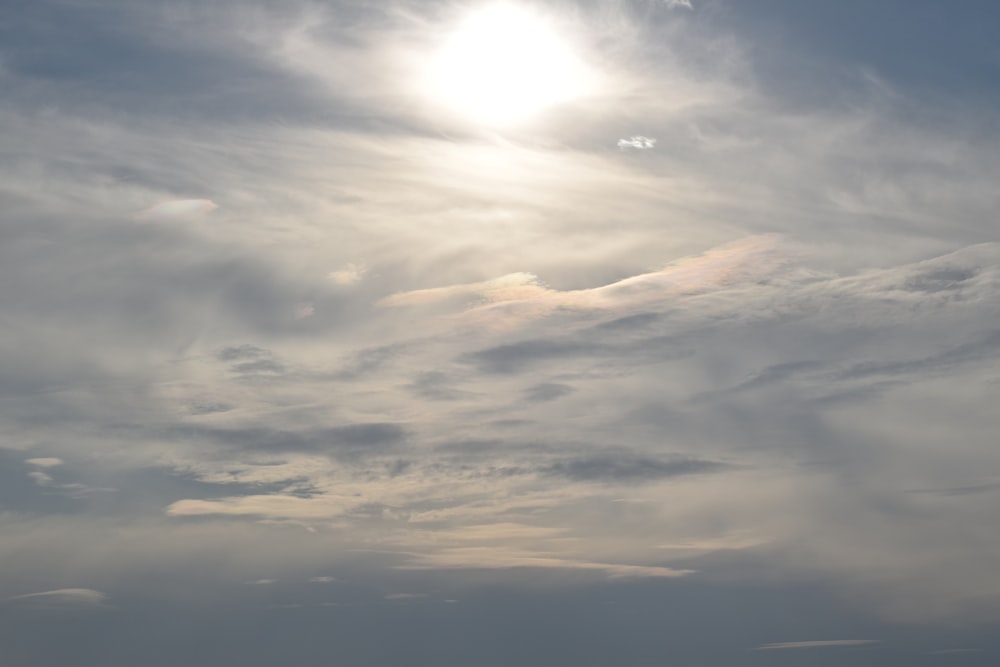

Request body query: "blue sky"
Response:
[1, 1, 999, 665]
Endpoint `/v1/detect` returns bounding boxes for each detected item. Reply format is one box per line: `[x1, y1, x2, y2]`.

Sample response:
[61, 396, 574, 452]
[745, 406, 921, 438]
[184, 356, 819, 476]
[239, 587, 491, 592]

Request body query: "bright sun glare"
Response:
[427, 3, 592, 125]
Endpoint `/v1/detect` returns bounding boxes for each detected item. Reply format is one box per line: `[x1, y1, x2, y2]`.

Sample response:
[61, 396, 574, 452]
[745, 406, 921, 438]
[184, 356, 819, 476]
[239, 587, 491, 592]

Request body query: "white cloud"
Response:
[328, 263, 366, 286]
[7, 588, 108, 609]
[662, 0, 694, 9]
[166, 494, 357, 520]
[28, 471, 55, 487]
[617, 135, 656, 150]
[294, 302, 315, 319]
[25, 467, 111, 496]
[378, 272, 545, 308]
[137, 199, 218, 220]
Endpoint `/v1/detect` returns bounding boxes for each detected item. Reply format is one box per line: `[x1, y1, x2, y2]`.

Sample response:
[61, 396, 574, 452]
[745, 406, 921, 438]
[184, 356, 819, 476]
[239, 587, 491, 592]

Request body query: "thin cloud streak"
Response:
[7, 589, 109, 609]
[755, 640, 881, 650]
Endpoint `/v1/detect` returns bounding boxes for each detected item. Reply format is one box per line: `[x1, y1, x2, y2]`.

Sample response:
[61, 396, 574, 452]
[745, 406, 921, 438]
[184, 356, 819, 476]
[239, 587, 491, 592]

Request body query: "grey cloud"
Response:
[585, 312, 665, 334]
[232, 359, 287, 375]
[0, 2, 354, 126]
[523, 383, 575, 403]
[158, 423, 406, 459]
[902, 267, 980, 293]
[836, 330, 1000, 382]
[188, 401, 234, 416]
[463, 334, 690, 375]
[333, 344, 407, 380]
[461, 339, 602, 374]
[217, 345, 272, 362]
[696, 360, 826, 399]
[406, 371, 477, 401]
[907, 482, 1000, 498]
[543, 455, 731, 483]
[329, 423, 407, 449]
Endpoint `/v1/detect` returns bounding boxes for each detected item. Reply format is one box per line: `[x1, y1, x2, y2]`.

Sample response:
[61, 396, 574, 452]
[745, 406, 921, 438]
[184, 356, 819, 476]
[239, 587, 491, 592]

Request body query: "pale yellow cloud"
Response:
[380, 236, 786, 329]
[166, 494, 357, 520]
[397, 546, 693, 579]
[378, 272, 545, 307]
[137, 199, 218, 220]
[328, 263, 366, 286]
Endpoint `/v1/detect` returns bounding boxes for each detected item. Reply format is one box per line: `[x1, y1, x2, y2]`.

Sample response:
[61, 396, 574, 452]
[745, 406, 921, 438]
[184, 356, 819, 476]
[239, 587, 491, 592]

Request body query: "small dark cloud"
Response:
[406, 372, 476, 401]
[232, 359, 286, 375]
[463, 339, 601, 374]
[490, 419, 534, 429]
[838, 330, 1000, 381]
[188, 401, 234, 416]
[334, 344, 406, 380]
[163, 425, 309, 452]
[386, 459, 412, 477]
[585, 312, 664, 334]
[156, 423, 406, 459]
[215, 345, 288, 376]
[696, 360, 825, 400]
[217, 344, 271, 362]
[907, 482, 1000, 497]
[735, 360, 824, 390]
[902, 267, 980, 293]
[464, 332, 692, 375]
[543, 455, 731, 483]
[805, 380, 906, 407]
[328, 423, 407, 448]
[524, 383, 575, 403]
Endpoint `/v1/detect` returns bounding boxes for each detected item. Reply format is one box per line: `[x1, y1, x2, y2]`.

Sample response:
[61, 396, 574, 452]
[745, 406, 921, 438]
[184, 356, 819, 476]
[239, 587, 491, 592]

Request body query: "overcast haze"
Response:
[2, 0, 1000, 665]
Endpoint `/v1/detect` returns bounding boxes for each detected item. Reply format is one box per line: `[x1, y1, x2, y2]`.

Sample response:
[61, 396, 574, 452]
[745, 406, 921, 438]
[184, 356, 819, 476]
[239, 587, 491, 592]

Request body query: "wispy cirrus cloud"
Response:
[397, 547, 694, 579]
[8, 588, 109, 610]
[2, 0, 1000, 663]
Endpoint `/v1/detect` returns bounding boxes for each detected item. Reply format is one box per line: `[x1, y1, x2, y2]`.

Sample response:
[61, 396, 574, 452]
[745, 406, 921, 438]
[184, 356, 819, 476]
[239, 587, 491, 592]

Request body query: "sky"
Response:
[1, 0, 999, 665]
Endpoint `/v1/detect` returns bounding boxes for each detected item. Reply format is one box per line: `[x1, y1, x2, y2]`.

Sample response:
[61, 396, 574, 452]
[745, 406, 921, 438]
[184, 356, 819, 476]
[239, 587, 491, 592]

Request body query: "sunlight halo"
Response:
[424, 3, 594, 125]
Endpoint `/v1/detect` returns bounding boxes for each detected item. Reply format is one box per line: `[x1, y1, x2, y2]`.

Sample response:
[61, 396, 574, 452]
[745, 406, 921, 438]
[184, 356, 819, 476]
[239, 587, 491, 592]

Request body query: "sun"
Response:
[426, 3, 593, 125]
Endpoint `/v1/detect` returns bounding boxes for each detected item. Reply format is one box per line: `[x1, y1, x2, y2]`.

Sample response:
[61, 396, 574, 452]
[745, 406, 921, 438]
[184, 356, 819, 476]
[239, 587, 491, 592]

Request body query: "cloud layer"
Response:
[2, 0, 999, 665]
